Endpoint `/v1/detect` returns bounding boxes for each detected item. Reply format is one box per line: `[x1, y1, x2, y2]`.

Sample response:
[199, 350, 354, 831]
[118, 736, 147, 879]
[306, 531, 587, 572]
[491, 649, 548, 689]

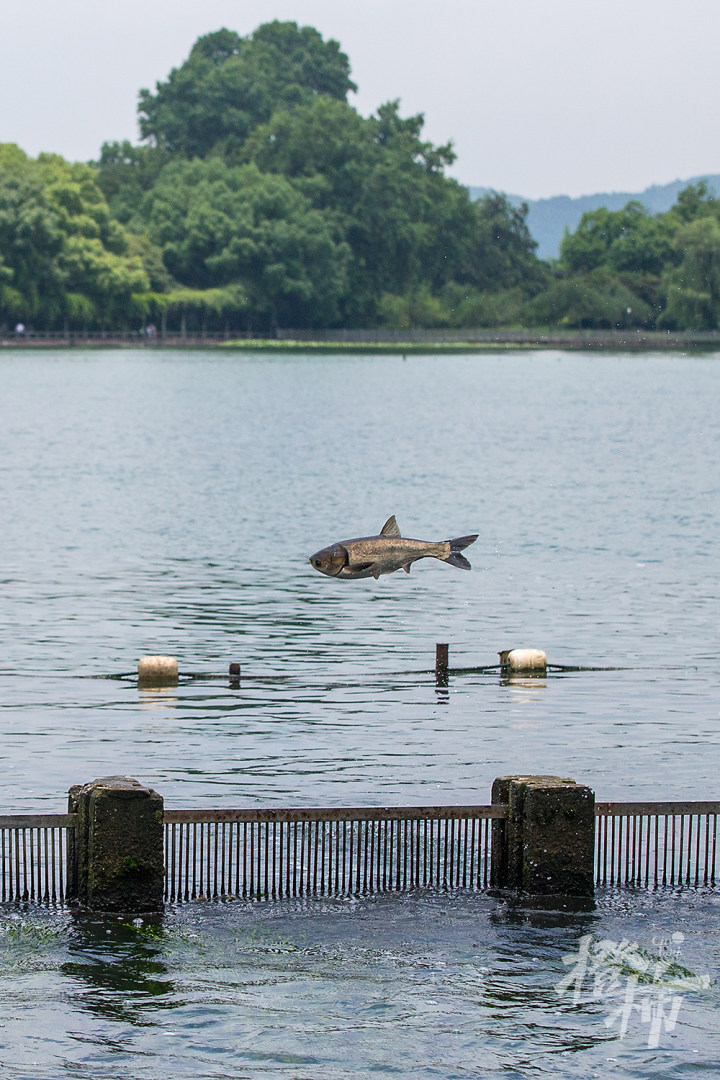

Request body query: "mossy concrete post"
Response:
[68, 777, 164, 913]
[491, 775, 595, 897]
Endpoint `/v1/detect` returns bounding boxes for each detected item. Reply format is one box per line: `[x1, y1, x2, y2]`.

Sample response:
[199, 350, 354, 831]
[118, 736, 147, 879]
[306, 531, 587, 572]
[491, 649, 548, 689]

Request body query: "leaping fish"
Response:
[309, 516, 478, 580]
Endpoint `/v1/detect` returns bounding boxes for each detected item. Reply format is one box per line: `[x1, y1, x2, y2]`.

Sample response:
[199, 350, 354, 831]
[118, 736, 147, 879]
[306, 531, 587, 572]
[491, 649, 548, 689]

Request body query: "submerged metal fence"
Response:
[596, 802, 719, 888]
[1, 799, 719, 905]
[163, 806, 501, 902]
[0, 815, 74, 903]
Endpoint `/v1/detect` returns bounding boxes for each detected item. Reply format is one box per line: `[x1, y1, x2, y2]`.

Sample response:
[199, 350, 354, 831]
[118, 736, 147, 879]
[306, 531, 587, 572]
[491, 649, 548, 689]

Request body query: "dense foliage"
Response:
[2, 20, 719, 332]
[0, 144, 148, 327]
[536, 183, 720, 330]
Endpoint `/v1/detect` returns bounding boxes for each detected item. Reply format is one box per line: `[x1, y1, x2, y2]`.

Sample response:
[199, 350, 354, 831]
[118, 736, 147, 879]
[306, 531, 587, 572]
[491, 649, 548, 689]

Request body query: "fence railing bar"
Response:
[712, 815, 718, 887]
[213, 823, 219, 899]
[43, 828, 49, 902]
[604, 816, 613, 885]
[595, 801, 720, 816]
[0, 814, 77, 829]
[163, 804, 509, 824]
[15, 831, 22, 901]
[56, 827, 62, 901]
[184, 823, 190, 902]
[445, 818, 452, 888]
[670, 816, 677, 887]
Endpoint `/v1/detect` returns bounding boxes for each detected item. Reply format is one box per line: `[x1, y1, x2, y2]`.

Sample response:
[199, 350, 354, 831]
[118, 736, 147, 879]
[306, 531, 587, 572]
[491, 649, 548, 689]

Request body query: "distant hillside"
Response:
[469, 175, 720, 260]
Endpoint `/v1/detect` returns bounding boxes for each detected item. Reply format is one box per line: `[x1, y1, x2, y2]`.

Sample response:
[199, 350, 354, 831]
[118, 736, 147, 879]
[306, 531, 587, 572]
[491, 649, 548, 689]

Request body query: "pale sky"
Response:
[2, 0, 719, 199]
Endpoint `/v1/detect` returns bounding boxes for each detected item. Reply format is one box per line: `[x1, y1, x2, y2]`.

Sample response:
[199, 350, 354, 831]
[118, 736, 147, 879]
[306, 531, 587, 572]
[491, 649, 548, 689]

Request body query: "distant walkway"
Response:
[3, 328, 720, 350]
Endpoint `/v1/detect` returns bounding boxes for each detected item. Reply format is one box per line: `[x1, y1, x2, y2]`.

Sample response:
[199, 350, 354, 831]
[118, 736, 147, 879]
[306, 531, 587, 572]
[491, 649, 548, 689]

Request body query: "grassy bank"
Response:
[218, 338, 524, 353]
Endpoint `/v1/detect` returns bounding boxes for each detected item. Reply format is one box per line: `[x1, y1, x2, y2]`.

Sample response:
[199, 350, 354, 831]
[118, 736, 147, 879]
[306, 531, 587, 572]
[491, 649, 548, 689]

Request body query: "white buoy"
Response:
[499, 648, 547, 673]
[138, 655, 178, 686]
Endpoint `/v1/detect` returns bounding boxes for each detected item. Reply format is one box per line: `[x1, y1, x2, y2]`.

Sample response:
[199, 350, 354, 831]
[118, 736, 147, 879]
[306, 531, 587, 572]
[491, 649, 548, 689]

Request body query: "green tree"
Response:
[553, 185, 720, 327]
[607, 213, 676, 277]
[662, 216, 720, 329]
[560, 201, 677, 309]
[526, 269, 650, 329]
[138, 23, 356, 160]
[560, 203, 649, 275]
[0, 145, 149, 327]
[242, 95, 479, 322]
[337, 101, 475, 319]
[461, 192, 548, 294]
[142, 157, 349, 327]
[241, 95, 373, 213]
[95, 140, 168, 227]
[669, 180, 718, 224]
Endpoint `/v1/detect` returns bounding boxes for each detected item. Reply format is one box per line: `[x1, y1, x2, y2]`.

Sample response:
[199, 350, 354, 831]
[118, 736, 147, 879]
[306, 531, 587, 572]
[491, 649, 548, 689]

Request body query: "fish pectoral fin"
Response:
[351, 561, 374, 573]
[380, 515, 401, 537]
[403, 563, 411, 574]
[372, 568, 382, 580]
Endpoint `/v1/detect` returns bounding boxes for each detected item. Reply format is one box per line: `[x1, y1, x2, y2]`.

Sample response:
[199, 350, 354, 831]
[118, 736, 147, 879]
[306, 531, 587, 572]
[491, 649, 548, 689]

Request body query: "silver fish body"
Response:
[309, 516, 478, 580]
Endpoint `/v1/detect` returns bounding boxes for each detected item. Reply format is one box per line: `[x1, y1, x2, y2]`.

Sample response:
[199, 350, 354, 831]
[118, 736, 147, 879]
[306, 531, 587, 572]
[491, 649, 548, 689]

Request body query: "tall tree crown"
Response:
[138, 22, 356, 159]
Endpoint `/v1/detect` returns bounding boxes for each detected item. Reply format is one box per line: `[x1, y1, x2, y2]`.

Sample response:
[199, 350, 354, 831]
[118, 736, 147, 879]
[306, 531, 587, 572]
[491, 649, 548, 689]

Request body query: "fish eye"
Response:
[313, 559, 322, 568]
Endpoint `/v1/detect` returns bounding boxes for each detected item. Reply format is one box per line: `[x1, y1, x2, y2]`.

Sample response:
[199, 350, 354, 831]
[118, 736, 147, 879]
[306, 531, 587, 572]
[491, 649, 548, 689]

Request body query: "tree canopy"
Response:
[91, 24, 549, 332]
[3, 22, 720, 333]
[141, 157, 350, 327]
[138, 23, 356, 160]
[0, 145, 148, 327]
[541, 181, 720, 330]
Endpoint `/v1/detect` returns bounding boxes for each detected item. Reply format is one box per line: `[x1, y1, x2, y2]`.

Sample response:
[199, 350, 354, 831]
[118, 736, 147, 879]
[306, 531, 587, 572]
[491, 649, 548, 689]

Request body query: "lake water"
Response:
[0, 347, 718, 1077]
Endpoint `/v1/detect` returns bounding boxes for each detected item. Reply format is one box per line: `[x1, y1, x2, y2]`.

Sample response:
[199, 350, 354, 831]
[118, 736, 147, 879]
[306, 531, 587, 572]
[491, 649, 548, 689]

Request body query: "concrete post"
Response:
[491, 775, 595, 897]
[68, 777, 164, 913]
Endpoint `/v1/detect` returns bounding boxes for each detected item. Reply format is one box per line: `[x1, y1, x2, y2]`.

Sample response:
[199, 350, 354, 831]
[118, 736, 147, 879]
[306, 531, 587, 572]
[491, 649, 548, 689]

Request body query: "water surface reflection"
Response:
[0, 349, 718, 1076]
[0, 889, 717, 1078]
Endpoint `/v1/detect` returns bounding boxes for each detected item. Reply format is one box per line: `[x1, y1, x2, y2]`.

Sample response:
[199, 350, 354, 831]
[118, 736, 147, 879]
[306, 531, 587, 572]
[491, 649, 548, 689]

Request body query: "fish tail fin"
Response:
[444, 534, 479, 570]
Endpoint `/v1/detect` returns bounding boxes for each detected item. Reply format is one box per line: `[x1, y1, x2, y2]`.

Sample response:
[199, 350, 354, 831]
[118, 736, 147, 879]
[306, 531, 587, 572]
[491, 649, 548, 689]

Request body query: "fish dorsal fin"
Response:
[380, 515, 401, 537]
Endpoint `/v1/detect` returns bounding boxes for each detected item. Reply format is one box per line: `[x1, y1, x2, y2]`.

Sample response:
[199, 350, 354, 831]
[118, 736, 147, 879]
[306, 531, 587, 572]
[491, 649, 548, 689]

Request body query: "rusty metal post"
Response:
[435, 643, 449, 687]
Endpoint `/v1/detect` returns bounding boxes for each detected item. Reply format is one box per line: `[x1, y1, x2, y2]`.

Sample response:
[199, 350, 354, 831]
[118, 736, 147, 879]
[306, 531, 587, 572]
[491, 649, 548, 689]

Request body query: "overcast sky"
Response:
[2, 0, 719, 199]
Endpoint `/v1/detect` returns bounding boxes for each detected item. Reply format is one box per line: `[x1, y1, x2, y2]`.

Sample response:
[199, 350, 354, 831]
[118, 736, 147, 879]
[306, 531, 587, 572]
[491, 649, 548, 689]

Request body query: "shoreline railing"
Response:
[4, 327, 720, 350]
[1, 792, 718, 906]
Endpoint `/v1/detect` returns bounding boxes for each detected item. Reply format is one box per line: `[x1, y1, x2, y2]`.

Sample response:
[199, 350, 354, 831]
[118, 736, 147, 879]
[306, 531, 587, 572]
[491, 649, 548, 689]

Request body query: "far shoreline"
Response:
[2, 328, 720, 352]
